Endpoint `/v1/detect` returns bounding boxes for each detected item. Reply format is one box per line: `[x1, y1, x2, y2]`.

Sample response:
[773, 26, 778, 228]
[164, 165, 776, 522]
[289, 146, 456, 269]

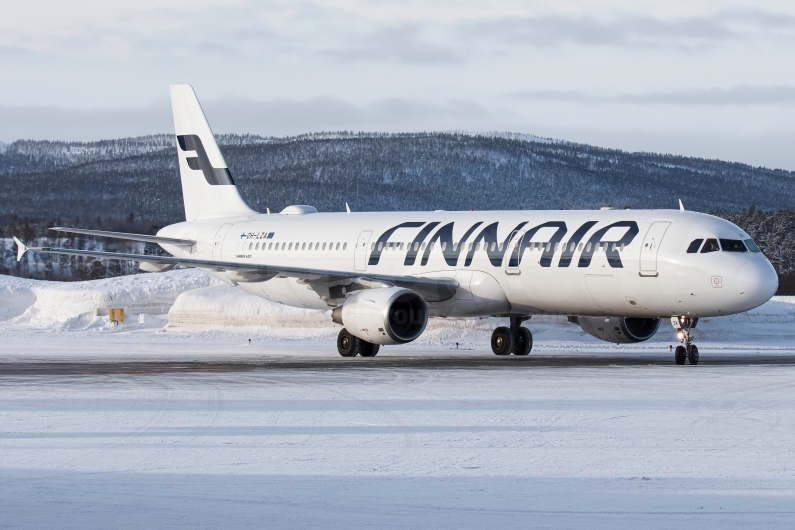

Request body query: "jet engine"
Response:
[571, 316, 660, 344]
[332, 287, 428, 345]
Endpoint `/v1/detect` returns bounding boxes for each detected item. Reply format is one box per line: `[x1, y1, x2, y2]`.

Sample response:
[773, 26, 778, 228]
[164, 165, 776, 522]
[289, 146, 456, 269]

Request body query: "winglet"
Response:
[13, 237, 27, 261]
[679, 199, 685, 212]
[345, 202, 351, 214]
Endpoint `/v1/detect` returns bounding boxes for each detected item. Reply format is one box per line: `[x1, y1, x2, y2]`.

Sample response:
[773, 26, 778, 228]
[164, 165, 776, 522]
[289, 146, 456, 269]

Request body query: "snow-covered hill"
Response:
[3, 132, 794, 227]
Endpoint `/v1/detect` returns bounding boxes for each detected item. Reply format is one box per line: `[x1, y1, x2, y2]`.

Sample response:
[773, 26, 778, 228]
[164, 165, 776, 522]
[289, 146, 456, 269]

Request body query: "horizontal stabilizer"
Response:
[49, 227, 195, 246]
[13, 237, 27, 261]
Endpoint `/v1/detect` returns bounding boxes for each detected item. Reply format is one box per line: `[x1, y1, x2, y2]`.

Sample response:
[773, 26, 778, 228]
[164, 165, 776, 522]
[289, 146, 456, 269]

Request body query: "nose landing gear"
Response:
[672, 317, 699, 365]
[491, 316, 533, 356]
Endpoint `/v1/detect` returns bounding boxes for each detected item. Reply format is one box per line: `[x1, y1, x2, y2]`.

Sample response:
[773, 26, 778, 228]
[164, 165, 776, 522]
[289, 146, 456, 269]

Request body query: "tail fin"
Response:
[170, 84, 255, 221]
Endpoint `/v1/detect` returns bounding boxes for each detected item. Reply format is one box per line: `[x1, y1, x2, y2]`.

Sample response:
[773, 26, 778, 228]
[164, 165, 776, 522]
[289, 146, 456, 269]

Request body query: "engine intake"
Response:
[332, 287, 428, 345]
[572, 316, 660, 344]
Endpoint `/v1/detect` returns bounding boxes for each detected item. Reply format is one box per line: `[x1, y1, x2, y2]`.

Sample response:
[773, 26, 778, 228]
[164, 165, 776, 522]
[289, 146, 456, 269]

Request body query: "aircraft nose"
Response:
[736, 259, 779, 309]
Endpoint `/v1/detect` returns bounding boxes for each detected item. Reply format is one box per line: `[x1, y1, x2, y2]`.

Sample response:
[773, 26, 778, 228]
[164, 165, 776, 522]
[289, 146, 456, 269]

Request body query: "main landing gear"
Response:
[672, 316, 699, 365]
[337, 328, 380, 357]
[491, 316, 533, 356]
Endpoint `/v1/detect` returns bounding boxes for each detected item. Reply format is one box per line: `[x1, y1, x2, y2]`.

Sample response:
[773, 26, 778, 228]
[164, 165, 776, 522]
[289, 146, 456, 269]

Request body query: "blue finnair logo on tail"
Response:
[177, 135, 235, 186]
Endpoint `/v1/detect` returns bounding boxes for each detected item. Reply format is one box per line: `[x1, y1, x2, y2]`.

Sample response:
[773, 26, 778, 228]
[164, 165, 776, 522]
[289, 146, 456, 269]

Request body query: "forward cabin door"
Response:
[355, 231, 372, 271]
[213, 223, 234, 260]
[639, 222, 671, 275]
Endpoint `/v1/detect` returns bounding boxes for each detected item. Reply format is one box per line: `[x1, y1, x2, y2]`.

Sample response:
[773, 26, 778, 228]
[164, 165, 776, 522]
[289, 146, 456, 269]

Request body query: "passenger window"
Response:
[255, 242, 260, 251]
[336, 243, 340, 250]
[343, 243, 347, 250]
[701, 239, 720, 253]
[442, 242, 447, 251]
[744, 239, 761, 253]
[687, 239, 703, 253]
[720, 239, 747, 252]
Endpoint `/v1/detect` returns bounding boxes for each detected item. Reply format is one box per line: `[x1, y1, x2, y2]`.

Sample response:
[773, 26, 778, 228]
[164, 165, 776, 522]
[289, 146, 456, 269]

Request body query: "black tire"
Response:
[513, 327, 533, 356]
[687, 344, 699, 365]
[491, 327, 513, 356]
[675, 345, 686, 365]
[337, 329, 360, 357]
[359, 342, 380, 357]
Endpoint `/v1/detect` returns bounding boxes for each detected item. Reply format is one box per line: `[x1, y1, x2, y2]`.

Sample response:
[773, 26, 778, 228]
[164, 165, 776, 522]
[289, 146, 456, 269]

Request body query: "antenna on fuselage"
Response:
[678, 199, 685, 212]
[267, 207, 271, 215]
[345, 202, 351, 214]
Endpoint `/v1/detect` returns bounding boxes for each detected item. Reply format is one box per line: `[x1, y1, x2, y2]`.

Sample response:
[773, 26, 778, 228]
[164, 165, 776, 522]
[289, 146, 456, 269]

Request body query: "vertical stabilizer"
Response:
[170, 84, 255, 221]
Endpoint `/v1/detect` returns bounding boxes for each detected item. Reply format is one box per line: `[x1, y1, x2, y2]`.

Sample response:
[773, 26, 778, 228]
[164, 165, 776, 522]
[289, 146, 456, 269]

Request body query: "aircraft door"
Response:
[355, 231, 372, 271]
[640, 222, 671, 274]
[213, 223, 234, 260]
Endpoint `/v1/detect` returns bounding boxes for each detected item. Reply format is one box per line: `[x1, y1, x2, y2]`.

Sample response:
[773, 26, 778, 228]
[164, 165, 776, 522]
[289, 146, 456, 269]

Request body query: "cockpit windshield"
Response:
[700, 239, 720, 253]
[686, 237, 762, 254]
[719, 239, 747, 252]
[744, 239, 761, 253]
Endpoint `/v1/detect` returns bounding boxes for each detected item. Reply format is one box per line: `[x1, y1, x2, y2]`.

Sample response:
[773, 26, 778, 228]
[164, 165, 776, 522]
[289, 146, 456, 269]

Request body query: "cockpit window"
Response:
[700, 238, 720, 253]
[744, 239, 761, 253]
[686, 239, 703, 253]
[720, 239, 747, 252]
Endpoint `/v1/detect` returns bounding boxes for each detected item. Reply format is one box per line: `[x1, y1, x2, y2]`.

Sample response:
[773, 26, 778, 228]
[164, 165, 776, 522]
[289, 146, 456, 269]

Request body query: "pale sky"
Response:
[2, 0, 795, 169]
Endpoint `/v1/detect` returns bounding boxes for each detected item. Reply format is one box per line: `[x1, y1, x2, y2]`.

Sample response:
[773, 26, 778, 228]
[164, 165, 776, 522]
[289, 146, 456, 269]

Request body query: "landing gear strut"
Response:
[672, 317, 699, 365]
[491, 316, 533, 356]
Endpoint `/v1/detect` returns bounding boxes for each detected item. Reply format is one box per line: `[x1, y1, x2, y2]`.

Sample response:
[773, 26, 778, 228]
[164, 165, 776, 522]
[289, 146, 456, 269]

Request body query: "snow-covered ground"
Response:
[1, 269, 795, 354]
[1, 271, 794, 528]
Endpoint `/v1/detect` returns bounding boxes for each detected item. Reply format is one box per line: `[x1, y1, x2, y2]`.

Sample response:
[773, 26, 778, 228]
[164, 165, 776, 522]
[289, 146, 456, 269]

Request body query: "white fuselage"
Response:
[158, 208, 778, 319]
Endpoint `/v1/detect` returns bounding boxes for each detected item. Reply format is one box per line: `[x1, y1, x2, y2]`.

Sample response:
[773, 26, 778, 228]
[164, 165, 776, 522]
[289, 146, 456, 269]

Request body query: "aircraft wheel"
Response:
[687, 344, 699, 365]
[513, 327, 533, 356]
[337, 329, 360, 357]
[491, 327, 514, 356]
[674, 345, 686, 365]
[359, 341, 380, 357]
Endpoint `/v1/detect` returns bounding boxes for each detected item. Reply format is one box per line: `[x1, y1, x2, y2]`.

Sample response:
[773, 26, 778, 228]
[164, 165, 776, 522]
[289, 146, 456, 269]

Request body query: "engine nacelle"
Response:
[572, 316, 660, 344]
[332, 287, 428, 345]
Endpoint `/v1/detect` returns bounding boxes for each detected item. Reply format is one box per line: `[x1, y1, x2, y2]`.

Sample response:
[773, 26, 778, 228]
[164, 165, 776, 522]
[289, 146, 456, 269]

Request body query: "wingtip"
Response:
[12, 236, 27, 261]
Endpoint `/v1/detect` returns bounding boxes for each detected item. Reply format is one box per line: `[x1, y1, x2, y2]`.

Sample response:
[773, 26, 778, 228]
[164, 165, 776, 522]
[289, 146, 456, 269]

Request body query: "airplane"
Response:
[13, 84, 779, 364]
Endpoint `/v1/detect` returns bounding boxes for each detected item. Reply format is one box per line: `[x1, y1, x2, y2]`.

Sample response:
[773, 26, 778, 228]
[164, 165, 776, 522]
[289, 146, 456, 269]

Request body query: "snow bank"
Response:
[0, 270, 213, 330]
[168, 284, 331, 328]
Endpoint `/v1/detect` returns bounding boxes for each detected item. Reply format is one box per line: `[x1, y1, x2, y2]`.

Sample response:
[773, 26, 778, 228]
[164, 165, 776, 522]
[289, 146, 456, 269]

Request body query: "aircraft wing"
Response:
[13, 238, 457, 303]
[49, 227, 196, 246]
